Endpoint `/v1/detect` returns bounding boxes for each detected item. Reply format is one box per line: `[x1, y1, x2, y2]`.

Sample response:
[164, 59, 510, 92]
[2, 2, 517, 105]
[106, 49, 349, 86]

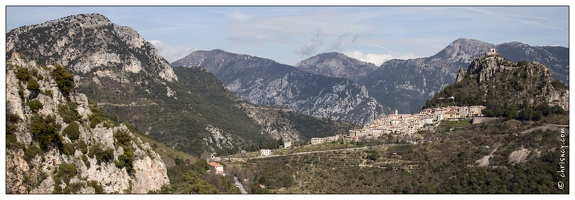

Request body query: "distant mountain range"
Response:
[173, 38, 568, 115]
[171, 50, 388, 126]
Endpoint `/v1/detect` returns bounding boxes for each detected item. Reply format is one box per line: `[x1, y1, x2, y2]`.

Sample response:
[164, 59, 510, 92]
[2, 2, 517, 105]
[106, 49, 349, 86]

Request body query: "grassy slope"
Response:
[238, 115, 569, 194]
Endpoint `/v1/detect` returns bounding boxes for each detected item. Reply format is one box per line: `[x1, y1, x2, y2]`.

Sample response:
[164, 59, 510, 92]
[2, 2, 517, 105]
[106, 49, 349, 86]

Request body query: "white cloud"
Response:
[295, 29, 324, 56]
[148, 40, 196, 63]
[226, 8, 371, 42]
[227, 11, 253, 21]
[344, 51, 420, 66]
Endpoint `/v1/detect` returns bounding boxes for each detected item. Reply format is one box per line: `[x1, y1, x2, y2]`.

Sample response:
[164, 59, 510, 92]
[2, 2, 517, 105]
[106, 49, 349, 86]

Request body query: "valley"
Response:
[4, 12, 569, 194]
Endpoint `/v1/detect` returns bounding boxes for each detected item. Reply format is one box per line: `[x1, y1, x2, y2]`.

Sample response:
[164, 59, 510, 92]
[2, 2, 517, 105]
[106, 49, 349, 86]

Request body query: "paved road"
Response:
[233, 176, 247, 194]
[520, 123, 569, 134]
[247, 143, 405, 160]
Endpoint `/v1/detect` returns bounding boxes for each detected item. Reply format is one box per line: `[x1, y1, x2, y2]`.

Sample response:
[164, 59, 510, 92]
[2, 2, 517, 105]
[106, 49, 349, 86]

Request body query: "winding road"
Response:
[233, 176, 247, 194]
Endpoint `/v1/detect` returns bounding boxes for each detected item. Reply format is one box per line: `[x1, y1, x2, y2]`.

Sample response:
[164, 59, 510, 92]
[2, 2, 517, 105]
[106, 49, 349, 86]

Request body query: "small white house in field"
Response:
[208, 162, 224, 175]
[260, 149, 271, 156]
[283, 141, 292, 149]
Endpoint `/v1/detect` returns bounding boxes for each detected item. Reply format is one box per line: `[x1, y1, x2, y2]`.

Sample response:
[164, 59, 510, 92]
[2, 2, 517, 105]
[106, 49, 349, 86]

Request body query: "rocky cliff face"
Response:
[172, 50, 387, 126]
[464, 51, 569, 110]
[429, 50, 569, 113]
[6, 13, 177, 82]
[5, 53, 169, 194]
[294, 52, 378, 81]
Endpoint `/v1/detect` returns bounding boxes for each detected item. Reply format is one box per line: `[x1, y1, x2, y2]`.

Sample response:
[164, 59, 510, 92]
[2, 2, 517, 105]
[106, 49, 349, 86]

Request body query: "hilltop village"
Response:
[311, 105, 486, 145]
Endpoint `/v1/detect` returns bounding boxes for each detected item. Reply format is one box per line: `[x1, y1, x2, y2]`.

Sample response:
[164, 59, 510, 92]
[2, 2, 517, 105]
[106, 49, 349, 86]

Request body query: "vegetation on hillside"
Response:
[240, 118, 568, 194]
[51, 63, 75, 96]
[6, 61, 155, 193]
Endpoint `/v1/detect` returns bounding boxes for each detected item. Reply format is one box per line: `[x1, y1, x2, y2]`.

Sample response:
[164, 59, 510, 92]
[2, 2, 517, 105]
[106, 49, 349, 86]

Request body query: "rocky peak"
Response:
[446, 50, 569, 111]
[6, 13, 177, 82]
[295, 52, 377, 81]
[426, 38, 496, 70]
[172, 49, 278, 75]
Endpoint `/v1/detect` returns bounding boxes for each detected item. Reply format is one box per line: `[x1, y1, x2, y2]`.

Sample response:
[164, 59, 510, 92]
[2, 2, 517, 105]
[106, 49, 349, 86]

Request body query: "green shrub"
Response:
[82, 155, 91, 169]
[88, 145, 96, 158]
[88, 180, 104, 194]
[173, 171, 219, 194]
[27, 100, 43, 112]
[6, 134, 23, 150]
[62, 143, 75, 155]
[67, 182, 85, 194]
[7, 113, 21, 124]
[113, 130, 136, 175]
[58, 101, 80, 123]
[113, 130, 132, 147]
[63, 122, 80, 140]
[77, 141, 88, 154]
[95, 147, 115, 164]
[30, 114, 62, 151]
[26, 78, 40, 90]
[18, 87, 24, 100]
[57, 163, 78, 184]
[51, 63, 75, 96]
[53, 174, 62, 185]
[42, 89, 53, 98]
[6, 113, 23, 150]
[115, 150, 135, 176]
[23, 145, 43, 161]
[16, 67, 30, 81]
[194, 158, 210, 171]
[52, 182, 64, 194]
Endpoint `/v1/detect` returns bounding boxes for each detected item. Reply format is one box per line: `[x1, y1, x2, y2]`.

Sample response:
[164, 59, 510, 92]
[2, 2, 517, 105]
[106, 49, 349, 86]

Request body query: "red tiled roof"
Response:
[208, 162, 222, 167]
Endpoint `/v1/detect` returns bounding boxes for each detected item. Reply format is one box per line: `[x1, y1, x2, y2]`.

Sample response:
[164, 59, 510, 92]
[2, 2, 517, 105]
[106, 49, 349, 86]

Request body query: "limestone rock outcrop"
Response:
[5, 53, 169, 194]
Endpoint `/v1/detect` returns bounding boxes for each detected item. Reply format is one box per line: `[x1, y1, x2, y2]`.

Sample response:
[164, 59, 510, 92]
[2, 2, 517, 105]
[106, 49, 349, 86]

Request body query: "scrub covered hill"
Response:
[425, 49, 568, 121]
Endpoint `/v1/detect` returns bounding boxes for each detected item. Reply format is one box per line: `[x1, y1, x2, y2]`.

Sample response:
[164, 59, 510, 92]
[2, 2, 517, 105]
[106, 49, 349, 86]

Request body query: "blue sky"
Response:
[4, 5, 570, 66]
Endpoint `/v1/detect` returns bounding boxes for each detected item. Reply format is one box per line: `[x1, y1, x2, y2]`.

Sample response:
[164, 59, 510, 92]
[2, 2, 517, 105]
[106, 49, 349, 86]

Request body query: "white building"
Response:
[283, 141, 292, 149]
[311, 138, 325, 145]
[208, 162, 224, 176]
[260, 149, 271, 156]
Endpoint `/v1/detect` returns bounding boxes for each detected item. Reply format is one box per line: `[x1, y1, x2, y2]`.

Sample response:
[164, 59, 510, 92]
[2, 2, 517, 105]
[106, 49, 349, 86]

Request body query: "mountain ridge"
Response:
[172, 49, 388, 126]
[294, 52, 378, 81]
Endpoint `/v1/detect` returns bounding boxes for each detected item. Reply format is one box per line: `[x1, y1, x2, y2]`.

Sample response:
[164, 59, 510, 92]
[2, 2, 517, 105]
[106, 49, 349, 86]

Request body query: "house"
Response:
[283, 141, 292, 149]
[260, 149, 271, 156]
[208, 162, 224, 175]
[311, 137, 326, 145]
[444, 110, 460, 120]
